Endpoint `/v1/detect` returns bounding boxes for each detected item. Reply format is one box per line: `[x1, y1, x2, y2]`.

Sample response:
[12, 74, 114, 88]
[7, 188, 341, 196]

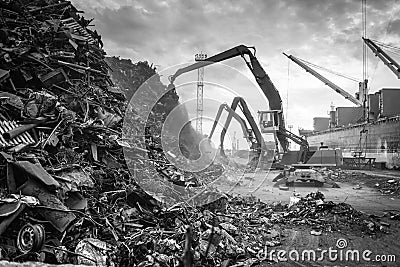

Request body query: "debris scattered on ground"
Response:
[310, 230, 322, 236]
[327, 169, 400, 197]
[375, 179, 400, 196]
[277, 192, 391, 236]
[353, 184, 363, 190]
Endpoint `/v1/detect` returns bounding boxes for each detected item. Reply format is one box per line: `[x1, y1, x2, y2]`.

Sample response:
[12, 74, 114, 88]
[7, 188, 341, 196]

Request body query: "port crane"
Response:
[283, 53, 366, 106]
[168, 45, 310, 163]
[363, 38, 400, 79]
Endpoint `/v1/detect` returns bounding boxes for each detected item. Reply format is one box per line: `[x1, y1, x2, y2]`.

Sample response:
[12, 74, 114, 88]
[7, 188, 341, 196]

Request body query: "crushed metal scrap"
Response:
[0, 0, 396, 266]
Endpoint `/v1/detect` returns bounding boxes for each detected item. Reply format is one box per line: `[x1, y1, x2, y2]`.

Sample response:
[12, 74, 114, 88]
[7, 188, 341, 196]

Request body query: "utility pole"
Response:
[195, 52, 207, 134]
[361, 0, 369, 122]
[232, 131, 237, 155]
[287, 125, 293, 150]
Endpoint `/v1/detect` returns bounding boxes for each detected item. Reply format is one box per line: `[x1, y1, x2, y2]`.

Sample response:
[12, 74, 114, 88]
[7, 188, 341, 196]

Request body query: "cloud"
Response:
[72, 0, 400, 132]
[388, 19, 400, 36]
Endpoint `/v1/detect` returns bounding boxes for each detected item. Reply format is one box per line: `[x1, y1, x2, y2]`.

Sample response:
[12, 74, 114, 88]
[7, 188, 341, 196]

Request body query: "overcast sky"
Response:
[72, 0, 400, 149]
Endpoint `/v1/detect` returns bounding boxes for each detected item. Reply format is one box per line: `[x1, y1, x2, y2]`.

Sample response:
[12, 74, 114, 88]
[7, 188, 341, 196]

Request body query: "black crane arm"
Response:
[209, 103, 251, 141]
[276, 126, 309, 162]
[363, 38, 400, 79]
[168, 45, 288, 151]
[209, 103, 259, 158]
[278, 127, 308, 150]
[169, 45, 254, 83]
[283, 53, 362, 106]
[219, 97, 266, 155]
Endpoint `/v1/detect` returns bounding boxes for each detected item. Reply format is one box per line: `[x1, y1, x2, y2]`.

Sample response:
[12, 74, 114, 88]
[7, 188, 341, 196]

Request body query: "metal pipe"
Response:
[2, 123, 39, 141]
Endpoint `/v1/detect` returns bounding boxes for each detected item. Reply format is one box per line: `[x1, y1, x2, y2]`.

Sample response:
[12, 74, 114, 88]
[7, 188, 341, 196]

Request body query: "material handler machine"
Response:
[208, 98, 264, 158]
[168, 45, 310, 165]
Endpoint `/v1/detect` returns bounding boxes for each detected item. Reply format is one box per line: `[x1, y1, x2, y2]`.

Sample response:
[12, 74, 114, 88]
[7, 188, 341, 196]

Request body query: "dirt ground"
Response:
[216, 168, 400, 266]
[256, 224, 400, 267]
[217, 169, 400, 215]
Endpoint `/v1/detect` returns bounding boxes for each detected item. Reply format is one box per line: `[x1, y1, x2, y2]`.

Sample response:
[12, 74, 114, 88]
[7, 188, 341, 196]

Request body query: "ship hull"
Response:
[305, 116, 400, 168]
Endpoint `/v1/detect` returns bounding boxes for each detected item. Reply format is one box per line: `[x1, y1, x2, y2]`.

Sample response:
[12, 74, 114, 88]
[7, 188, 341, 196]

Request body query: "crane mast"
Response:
[195, 53, 207, 134]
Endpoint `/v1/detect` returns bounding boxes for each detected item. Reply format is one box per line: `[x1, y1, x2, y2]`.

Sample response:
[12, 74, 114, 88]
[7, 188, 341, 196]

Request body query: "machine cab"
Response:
[258, 110, 281, 133]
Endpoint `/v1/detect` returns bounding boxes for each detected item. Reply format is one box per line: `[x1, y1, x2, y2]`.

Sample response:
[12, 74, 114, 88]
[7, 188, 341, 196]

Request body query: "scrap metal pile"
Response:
[328, 169, 400, 197]
[0, 0, 226, 265]
[0, 1, 397, 267]
[0, 0, 167, 264]
[0, 0, 134, 263]
[280, 192, 391, 236]
[374, 179, 400, 197]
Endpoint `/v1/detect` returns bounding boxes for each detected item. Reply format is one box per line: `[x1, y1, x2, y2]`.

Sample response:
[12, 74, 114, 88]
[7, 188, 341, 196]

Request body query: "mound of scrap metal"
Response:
[0, 0, 155, 264]
[0, 0, 126, 263]
[0, 1, 395, 267]
[0, 0, 223, 265]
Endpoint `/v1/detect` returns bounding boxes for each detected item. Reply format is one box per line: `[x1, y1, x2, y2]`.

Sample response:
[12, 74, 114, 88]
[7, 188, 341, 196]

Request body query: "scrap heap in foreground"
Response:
[0, 1, 397, 266]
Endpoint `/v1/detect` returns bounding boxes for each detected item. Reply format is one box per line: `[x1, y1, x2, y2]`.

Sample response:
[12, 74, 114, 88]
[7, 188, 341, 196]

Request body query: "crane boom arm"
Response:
[363, 38, 400, 79]
[209, 103, 251, 142]
[283, 53, 362, 106]
[169, 45, 288, 151]
[169, 46, 255, 83]
[220, 97, 265, 152]
[278, 126, 309, 162]
[170, 45, 283, 111]
[279, 126, 308, 150]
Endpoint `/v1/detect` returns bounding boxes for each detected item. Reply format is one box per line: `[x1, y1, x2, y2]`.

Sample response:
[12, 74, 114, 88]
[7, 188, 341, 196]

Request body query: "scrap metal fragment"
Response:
[19, 179, 75, 233]
[0, 121, 35, 147]
[11, 161, 60, 189]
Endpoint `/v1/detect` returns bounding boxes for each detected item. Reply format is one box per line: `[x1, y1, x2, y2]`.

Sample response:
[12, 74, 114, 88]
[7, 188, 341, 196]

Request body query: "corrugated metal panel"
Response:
[0, 121, 35, 147]
[61, 18, 96, 44]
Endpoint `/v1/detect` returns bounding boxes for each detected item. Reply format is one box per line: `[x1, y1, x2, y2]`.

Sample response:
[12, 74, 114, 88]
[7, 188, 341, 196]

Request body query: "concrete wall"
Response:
[336, 107, 364, 126]
[379, 88, 400, 117]
[313, 117, 330, 132]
